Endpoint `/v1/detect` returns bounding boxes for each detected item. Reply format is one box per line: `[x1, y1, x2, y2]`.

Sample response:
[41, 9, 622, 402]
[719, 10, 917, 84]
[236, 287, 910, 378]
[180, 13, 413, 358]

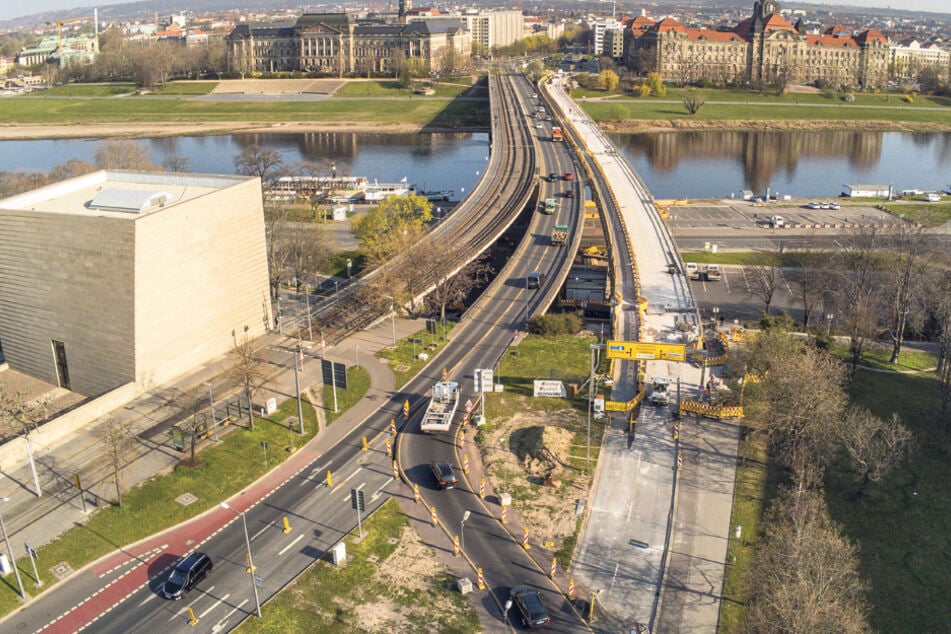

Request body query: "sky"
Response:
[1, 0, 949, 23]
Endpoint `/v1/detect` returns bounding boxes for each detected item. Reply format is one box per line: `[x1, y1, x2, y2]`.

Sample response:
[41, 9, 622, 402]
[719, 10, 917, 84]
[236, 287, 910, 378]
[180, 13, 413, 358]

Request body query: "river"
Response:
[2, 129, 949, 200]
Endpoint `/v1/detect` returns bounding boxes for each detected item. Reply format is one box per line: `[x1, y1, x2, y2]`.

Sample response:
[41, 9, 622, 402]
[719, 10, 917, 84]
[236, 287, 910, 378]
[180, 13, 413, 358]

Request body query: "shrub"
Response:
[758, 311, 795, 332]
[527, 312, 584, 336]
[843, 93, 855, 102]
[902, 93, 914, 104]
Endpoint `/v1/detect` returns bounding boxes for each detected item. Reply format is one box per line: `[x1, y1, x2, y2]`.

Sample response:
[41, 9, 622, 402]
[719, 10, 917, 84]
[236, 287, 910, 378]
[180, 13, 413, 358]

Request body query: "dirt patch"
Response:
[481, 405, 589, 548]
[373, 525, 444, 592]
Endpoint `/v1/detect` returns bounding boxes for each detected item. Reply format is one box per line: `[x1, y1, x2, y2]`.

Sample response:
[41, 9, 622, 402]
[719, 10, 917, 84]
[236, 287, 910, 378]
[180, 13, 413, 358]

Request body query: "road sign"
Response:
[350, 488, 366, 512]
[606, 340, 687, 361]
[254, 574, 263, 588]
[465, 399, 473, 414]
[474, 368, 494, 393]
[25, 544, 37, 560]
[321, 359, 348, 389]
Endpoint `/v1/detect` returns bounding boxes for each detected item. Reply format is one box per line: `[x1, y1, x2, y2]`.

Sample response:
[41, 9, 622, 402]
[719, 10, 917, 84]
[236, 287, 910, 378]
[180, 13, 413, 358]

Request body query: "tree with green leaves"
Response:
[598, 69, 619, 91]
[352, 194, 432, 265]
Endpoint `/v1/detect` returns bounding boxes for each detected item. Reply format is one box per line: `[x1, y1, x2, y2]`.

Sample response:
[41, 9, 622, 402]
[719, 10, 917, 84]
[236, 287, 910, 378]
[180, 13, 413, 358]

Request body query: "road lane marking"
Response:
[216, 598, 249, 628]
[168, 587, 213, 621]
[370, 480, 389, 501]
[278, 534, 304, 556]
[199, 593, 229, 618]
[138, 593, 157, 608]
[251, 525, 270, 541]
[300, 463, 330, 486]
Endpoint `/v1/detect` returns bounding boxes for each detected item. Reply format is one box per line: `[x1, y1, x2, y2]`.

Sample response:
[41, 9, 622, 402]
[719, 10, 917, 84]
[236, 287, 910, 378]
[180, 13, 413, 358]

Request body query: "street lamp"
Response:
[712, 306, 720, 330]
[291, 341, 306, 435]
[386, 295, 396, 347]
[205, 382, 219, 442]
[346, 258, 352, 282]
[460, 510, 471, 553]
[0, 497, 25, 599]
[220, 502, 262, 618]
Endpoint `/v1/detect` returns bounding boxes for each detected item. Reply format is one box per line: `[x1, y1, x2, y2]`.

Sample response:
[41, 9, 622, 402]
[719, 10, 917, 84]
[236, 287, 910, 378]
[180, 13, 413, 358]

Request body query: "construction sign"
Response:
[606, 340, 687, 362]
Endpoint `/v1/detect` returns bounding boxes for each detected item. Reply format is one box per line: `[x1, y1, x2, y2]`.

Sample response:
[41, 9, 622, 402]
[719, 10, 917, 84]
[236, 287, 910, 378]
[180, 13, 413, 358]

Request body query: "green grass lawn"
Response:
[494, 333, 598, 399]
[334, 79, 477, 100]
[39, 83, 136, 97]
[237, 499, 480, 633]
[829, 343, 937, 372]
[321, 365, 370, 426]
[0, 396, 318, 618]
[377, 321, 458, 390]
[0, 95, 489, 127]
[150, 81, 219, 96]
[882, 201, 951, 227]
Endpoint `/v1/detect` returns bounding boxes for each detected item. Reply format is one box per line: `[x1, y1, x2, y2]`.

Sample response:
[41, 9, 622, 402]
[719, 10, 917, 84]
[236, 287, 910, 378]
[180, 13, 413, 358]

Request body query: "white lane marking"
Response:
[278, 534, 305, 556]
[216, 598, 249, 628]
[300, 463, 330, 486]
[138, 593, 158, 608]
[168, 587, 213, 622]
[338, 469, 359, 487]
[251, 525, 270, 541]
[370, 480, 390, 501]
[199, 593, 230, 619]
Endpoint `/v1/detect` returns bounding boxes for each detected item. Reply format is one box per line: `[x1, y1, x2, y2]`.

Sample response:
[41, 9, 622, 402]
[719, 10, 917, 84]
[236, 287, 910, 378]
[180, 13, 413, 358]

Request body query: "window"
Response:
[51, 340, 70, 390]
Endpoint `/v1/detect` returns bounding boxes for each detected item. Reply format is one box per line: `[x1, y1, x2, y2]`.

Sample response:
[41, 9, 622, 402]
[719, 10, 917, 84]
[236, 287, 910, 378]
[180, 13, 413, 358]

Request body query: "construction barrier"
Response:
[568, 578, 575, 600]
[522, 527, 531, 550]
[501, 505, 508, 524]
[413, 483, 420, 503]
[479, 477, 485, 499]
[477, 567, 485, 590]
[550, 557, 557, 578]
[679, 399, 744, 420]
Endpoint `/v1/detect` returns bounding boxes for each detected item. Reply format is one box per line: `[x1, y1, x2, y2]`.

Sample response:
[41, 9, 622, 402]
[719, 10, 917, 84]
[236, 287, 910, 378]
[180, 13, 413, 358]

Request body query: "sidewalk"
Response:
[0, 317, 421, 554]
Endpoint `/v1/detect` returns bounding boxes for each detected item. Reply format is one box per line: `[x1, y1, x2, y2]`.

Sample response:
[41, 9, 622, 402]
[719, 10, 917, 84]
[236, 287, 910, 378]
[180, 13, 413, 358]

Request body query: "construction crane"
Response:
[45, 15, 93, 52]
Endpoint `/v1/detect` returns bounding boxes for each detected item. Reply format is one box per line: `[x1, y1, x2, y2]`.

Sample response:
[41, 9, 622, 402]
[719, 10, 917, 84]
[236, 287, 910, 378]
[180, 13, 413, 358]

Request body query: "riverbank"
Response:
[599, 118, 951, 133]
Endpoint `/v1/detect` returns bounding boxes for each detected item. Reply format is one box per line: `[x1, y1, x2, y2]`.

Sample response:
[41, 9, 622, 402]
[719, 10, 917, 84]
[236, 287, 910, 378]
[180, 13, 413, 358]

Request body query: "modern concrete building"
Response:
[0, 171, 271, 397]
[460, 9, 523, 51]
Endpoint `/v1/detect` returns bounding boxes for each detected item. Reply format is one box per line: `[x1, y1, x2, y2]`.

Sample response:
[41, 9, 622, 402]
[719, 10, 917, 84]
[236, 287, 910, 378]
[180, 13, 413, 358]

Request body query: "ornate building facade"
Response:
[624, 1, 889, 89]
[227, 13, 470, 76]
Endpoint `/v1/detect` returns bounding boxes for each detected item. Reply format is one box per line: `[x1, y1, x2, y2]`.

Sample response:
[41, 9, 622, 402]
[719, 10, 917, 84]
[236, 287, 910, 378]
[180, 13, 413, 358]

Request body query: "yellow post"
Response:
[187, 607, 199, 626]
[246, 552, 256, 573]
[326, 470, 333, 488]
[385, 438, 392, 457]
[403, 399, 410, 420]
[283, 515, 292, 534]
[361, 436, 368, 451]
[589, 590, 598, 623]
[413, 483, 420, 503]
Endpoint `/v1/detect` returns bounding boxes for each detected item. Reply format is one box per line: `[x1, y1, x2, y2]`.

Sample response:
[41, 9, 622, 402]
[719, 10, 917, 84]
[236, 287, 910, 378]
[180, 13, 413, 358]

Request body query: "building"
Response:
[459, 9, 523, 51]
[16, 34, 99, 68]
[227, 12, 471, 76]
[0, 171, 271, 397]
[844, 184, 892, 198]
[890, 40, 950, 83]
[624, 1, 889, 89]
[603, 25, 625, 60]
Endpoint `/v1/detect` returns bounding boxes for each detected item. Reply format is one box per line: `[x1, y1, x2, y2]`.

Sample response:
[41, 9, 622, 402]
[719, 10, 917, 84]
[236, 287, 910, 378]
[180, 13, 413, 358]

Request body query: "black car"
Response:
[431, 462, 458, 489]
[162, 552, 213, 600]
[563, 190, 574, 198]
[510, 585, 551, 629]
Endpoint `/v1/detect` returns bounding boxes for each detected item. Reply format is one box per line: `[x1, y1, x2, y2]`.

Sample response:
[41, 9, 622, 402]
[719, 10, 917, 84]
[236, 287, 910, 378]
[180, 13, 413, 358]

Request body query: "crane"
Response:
[45, 15, 93, 52]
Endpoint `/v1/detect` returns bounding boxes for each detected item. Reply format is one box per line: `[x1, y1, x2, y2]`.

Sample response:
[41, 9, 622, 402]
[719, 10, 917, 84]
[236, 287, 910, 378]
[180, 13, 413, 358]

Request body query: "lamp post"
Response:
[292, 341, 305, 435]
[334, 280, 339, 295]
[826, 313, 834, 336]
[0, 497, 25, 599]
[386, 295, 396, 347]
[205, 382, 219, 442]
[712, 306, 720, 331]
[346, 258, 352, 282]
[220, 502, 262, 618]
[460, 510, 470, 553]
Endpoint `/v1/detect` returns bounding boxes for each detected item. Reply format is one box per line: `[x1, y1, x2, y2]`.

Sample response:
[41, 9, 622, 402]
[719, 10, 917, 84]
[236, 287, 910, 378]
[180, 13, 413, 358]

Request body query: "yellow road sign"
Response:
[606, 340, 687, 361]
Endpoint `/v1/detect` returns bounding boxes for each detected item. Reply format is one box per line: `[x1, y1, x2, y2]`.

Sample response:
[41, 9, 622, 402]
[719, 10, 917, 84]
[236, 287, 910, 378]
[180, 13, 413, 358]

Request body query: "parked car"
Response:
[829, 202, 840, 210]
[510, 585, 551, 629]
[685, 262, 699, 280]
[819, 202, 832, 209]
[430, 461, 458, 489]
[705, 264, 722, 281]
[806, 201, 821, 209]
[162, 553, 212, 600]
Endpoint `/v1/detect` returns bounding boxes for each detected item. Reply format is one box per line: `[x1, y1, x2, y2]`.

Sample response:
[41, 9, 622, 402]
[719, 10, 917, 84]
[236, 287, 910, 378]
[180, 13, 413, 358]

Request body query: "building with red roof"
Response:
[623, 0, 889, 89]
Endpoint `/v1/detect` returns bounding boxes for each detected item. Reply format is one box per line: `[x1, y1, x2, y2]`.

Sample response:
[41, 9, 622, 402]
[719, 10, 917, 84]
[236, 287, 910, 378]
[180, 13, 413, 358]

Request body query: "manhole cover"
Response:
[395, 364, 410, 373]
[387, 537, 399, 545]
[176, 493, 198, 506]
[51, 562, 73, 580]
[367, 554, 380, 563]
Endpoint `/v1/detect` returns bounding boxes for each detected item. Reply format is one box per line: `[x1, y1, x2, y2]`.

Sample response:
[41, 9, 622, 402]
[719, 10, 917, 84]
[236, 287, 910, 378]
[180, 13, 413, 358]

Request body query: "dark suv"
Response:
[430, 462, 458, 489]
[510, 585, 551, 628]
[162, 552, 213, 600]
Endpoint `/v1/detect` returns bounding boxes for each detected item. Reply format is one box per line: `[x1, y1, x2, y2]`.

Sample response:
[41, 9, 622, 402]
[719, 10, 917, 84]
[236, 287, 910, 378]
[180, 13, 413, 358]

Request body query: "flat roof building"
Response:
[0, 170, 271, 397]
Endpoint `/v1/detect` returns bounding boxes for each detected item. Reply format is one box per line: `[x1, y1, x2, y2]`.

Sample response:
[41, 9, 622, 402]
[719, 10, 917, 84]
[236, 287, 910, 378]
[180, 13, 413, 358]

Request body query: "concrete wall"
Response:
[0, 209, 135, 396]
[133, 177, 270, 389]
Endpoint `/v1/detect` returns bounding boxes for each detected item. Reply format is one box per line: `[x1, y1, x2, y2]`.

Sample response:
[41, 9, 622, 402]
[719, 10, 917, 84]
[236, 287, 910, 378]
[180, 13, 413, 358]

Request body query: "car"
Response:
[806, 201, 821, 209]
[162, 552, 212, 600]
[750, 195, 763, 203]
[430, 462, 458, 489]
[829, 202, 840, 210]
[705, 264, 722, 281]
[563, 172, 573, 181]
[548, 172, 558, 182]
[564, 189, 574, 198]
[819, 202, 832, 209]
[685, 262, 699, 280]
[510, 585, 551, 629]
[535, 122, 543, 129]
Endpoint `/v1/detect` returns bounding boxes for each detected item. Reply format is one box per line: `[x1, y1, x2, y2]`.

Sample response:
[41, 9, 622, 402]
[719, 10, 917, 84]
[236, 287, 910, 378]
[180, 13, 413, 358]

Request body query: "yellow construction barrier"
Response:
[679, 399, 744, 419]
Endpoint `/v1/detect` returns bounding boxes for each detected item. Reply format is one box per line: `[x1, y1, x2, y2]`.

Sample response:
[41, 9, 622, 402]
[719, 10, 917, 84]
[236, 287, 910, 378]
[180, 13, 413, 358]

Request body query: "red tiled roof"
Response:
[687, 29, 744, 42]
[807, 34, 858, 47]
[762, 13, 795, 33]
[856, 28, 887, 44]
[654, 17, 685, 34]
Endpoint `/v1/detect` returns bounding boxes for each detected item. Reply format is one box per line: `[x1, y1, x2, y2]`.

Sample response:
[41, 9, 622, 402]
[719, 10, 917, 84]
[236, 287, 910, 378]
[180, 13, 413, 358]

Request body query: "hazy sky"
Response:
[2, 0, 949, 22]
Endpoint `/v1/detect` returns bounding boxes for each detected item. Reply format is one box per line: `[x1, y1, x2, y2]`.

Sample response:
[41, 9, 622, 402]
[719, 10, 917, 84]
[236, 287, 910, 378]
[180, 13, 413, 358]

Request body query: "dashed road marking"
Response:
[278, 534, 304, 556]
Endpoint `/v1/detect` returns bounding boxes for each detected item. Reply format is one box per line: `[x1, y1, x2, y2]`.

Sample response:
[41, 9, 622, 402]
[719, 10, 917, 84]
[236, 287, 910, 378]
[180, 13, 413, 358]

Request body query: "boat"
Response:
[363, 179, 414, 202]
[419, 190, 454, 202]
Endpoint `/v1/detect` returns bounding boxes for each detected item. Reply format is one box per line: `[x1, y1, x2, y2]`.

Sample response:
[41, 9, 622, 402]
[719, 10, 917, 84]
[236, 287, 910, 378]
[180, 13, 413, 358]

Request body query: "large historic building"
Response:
[227, 13, 471, 76]
[624, 1, 890, 89]
[0, 171, 270, 396]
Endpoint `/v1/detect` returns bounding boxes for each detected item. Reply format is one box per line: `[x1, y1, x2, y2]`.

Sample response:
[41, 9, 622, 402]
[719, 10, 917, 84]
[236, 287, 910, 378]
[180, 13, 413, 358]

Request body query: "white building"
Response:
[890, 40, 950, 82]
[844, 184, 892, 198]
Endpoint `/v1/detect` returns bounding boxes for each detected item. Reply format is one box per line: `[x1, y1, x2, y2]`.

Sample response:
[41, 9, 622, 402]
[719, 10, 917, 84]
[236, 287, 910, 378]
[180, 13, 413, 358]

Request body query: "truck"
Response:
[648, 376, 671, 406]
[551, 126, 563, 141]
[419, 381, 460, 433]
[769, 214, 784, 228]
[551, 223, 569, 246]
[543, 198, 557, 214]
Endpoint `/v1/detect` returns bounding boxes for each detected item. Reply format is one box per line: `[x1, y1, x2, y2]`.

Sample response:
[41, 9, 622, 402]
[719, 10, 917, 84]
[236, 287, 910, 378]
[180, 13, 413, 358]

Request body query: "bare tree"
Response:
[163, 156, 190, 172]
[103, 418, 134, 507]
[229, 334, 267, 430]
[881, 223, 929, 363]
[794, 249, 828, 329]
[682, 91, 705, 115]
[286, 224, 331, 293]
[835, 407, 915, 498]
[830, 228, 885, 378]
[744, 485, 870, 633]
[747, 254, 782, 315]
[931, 268, 951, 427]
[233, 145, 285, 186]
[264, 205, 293, 300]
[425, 243, 493, 323]
[94, 140, 159, 171]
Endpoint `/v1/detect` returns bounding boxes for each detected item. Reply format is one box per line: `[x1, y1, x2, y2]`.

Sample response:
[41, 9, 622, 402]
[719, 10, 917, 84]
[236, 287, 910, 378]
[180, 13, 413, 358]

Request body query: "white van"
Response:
[685, 262, 699, 280]
[769, 215, 785, 228]
[925, 193, 941, 202]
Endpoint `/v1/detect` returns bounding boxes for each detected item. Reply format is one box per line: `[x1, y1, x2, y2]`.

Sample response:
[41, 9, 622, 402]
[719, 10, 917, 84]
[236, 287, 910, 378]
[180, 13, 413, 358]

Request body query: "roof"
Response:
[88, 189, 176, 213]
[762, 13, 795, 33]
[653, 17, 685, 34]
[856, 28, 887, 44]
[807, 34, 859, 48]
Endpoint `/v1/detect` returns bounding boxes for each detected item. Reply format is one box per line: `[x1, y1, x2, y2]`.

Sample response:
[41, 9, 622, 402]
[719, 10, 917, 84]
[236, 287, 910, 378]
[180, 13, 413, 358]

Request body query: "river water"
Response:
[1, 129, 949, 200]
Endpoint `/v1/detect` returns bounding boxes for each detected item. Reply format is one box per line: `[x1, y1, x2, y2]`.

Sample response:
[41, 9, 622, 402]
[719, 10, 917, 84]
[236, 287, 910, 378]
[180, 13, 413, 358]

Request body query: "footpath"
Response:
[0, 317, 423, 626]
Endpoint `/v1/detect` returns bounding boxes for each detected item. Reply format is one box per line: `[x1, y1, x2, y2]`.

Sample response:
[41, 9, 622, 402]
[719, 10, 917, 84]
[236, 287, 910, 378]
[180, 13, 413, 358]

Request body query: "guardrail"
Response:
[678, 399, 744, 420]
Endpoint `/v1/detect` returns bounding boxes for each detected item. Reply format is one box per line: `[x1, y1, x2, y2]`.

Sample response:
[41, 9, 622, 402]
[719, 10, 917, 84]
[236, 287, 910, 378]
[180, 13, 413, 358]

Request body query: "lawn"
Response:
[334, 79, 478, 100]
[881, 201, 951, 227]
[39, 83, 136, 97]
[829, 342, 937, 372]
[236, 499, 480, 633]
[494, 333, 600, 399]
[0, 396, 318, 618]
[680, 251, 798, 266]
[150, 81, 219, 96]
[377, 321, 459, 390]
[322, 365, 370, 426]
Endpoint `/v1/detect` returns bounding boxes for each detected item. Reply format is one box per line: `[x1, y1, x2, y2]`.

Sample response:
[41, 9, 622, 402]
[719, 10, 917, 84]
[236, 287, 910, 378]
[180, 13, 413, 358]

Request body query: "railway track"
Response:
[295, 74, 538, 345]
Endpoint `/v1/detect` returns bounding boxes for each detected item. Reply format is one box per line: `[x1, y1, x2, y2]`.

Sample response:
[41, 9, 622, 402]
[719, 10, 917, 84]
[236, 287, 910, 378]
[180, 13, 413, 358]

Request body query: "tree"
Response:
[598, 69, 619, 91]
[682, 91, 705, 115]
[399, 58, 428, 89]
[94, 140, 158, 170]
[286, 224, 331, 292]
[794, 250, 827, 329]
[928, 267, 951, 426]
[746, 254, 781, 315]
[103, 418, 134, 507]
[49, 158, 95, 181]
[880, 223, 929, 363]
[233, 145, 285, 186]
[744, 485, 870, 633]
[427, 245, 493, 323]
[835, 407, 915, 498]
[352, 194, 432, 266]
[229, 334, 267, 430]
[263, 205, 293, 300]
[163, 156, 190, 172]
[643, 72, 666, 97]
